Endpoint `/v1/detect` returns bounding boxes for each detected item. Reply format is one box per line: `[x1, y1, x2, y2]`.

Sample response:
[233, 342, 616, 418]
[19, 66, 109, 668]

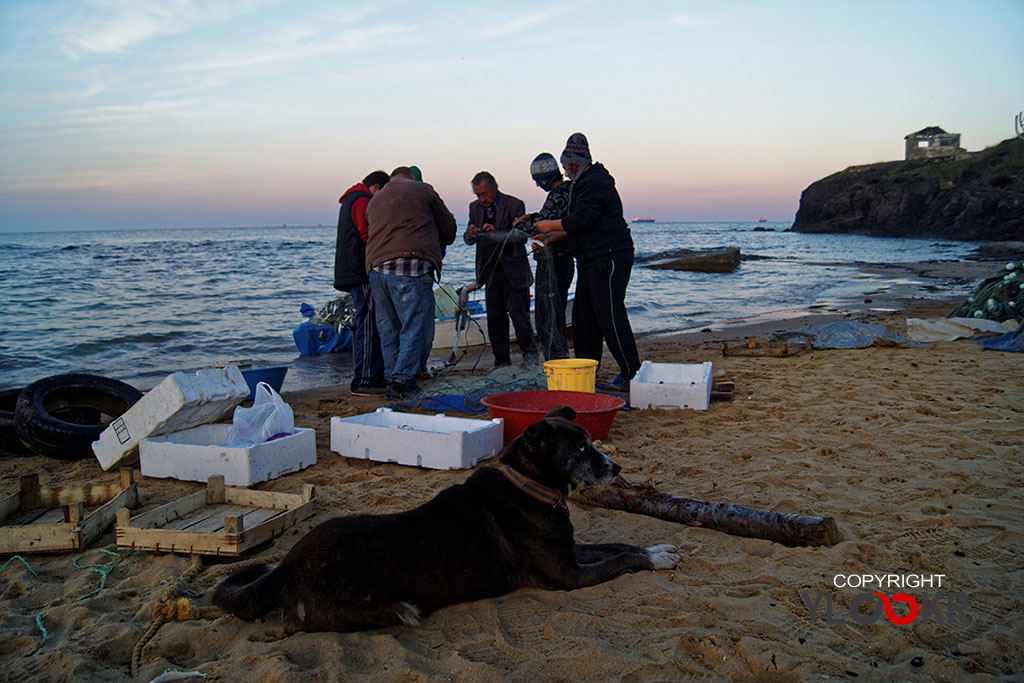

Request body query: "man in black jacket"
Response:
[334, 170, 390, 395]
[464, 172, 538, 367]
[534, 134, 640, 389]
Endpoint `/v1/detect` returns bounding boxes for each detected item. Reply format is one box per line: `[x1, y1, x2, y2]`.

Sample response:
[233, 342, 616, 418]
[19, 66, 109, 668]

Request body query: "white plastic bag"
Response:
[224, 382, 294, 446]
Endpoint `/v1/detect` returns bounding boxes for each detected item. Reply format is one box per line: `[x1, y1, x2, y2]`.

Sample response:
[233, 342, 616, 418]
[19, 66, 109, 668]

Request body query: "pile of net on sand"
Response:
[306, 294, 355, 329]
[418, 232, 565, 402]
[948, 262, 1023, 323]
[424, 362, 547, 399]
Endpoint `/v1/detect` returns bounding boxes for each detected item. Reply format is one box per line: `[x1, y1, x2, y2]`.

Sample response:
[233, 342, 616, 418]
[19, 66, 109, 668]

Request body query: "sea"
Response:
[0, 222, 983, 392]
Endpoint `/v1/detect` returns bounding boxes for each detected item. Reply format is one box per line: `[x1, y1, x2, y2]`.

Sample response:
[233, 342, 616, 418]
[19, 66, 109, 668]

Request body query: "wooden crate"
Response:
[115, 475, 316, 556]
[0, 469, 139, 554]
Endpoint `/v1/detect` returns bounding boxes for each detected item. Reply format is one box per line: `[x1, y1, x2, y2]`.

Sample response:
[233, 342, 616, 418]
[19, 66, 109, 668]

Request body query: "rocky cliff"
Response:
[790, 137, 1024, 241]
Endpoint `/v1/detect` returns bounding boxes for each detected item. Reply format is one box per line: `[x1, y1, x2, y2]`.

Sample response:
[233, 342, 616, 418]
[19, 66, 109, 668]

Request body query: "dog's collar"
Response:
[496, 464, 565, 507]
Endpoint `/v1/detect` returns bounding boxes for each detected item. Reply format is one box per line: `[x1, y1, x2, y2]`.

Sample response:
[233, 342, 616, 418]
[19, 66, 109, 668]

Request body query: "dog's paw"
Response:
[396, 602, 422, 627]
[646, 544, 676, 554]
[646, 544, 680, 570]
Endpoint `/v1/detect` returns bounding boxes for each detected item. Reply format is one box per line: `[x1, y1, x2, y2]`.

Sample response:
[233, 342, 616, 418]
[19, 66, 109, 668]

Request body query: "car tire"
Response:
[14, 373, 143, 460]
[0, 388, 30, 454]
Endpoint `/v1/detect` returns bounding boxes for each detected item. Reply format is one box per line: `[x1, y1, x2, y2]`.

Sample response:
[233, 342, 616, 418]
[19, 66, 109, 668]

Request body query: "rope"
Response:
[28, 613, 48, 656]
[130, 614, 167, 678]
[1, 555, 47, 655]
[0, 555, 39, 579]
[73, 548, 144, 601]
[130, 554, 204, 679]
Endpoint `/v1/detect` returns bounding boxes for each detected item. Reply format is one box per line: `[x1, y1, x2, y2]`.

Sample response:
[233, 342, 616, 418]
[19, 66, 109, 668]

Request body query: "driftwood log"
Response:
[571, 477, 839, 547]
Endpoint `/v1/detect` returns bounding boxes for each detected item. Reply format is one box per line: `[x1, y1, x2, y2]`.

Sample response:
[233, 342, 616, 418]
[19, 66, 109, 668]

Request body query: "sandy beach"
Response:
[1, 259, 1021, 682]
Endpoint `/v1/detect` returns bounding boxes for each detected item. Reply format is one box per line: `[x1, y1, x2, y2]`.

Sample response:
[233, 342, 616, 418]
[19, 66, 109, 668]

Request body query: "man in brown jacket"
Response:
[366, 167, 458, 400]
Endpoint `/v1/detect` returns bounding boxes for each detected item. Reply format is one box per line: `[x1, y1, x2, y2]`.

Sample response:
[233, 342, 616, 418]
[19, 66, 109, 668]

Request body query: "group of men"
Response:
[333, 133, 641, 402]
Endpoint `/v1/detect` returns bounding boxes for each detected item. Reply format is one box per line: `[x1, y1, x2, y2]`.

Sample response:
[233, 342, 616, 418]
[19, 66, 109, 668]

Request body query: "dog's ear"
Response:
[524, 417, 565, 448]
[545, 406, 577, 421]
[523, 417, 555, 445]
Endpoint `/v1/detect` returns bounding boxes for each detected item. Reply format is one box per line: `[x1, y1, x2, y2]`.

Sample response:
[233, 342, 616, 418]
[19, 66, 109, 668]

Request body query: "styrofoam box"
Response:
[630, 361, 713, 410]
[93, 366, 250, 471]
[330, 408, 504, 469]
[139, 424, 316, 486]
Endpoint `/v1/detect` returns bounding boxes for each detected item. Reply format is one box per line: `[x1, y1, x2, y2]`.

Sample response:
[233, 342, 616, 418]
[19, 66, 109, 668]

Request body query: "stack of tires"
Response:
[0, 374, 142, 460]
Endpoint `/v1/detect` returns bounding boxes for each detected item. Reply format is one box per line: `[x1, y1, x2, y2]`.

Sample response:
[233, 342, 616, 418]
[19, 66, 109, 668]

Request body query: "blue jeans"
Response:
[369, 269, 436, 388]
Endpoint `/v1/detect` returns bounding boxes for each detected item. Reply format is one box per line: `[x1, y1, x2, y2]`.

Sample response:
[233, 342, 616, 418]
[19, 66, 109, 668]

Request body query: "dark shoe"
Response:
[521, 352, 541, 368]
[386, 382, 418, 401]
[596, 374, 630, 392]
[350, 382, 386, 396]
[493, 360, 512, 368]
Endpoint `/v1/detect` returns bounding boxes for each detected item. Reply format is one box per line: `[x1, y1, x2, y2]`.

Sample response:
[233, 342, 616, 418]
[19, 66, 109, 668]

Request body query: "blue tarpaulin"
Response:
[292, 323, 352, 356]
[390, 395, 488, 415]
[979, 325, 1024, 352]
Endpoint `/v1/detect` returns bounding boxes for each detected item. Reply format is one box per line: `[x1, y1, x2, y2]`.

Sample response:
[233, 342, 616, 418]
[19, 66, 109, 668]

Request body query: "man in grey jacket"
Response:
[366, 167, 457, 400]
[464, 171, 537, 367]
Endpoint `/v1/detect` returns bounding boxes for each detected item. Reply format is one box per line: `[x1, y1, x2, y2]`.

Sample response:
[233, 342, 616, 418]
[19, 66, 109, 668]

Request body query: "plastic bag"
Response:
[224, 382, 294, 446]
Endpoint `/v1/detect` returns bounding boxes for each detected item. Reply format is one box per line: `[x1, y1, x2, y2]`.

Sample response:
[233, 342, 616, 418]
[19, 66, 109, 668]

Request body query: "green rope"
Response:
[1, 555, 46, 655]
[0, 555, 39, 579]
[28, 613, 48, 656]
[72, 549, 143, 601]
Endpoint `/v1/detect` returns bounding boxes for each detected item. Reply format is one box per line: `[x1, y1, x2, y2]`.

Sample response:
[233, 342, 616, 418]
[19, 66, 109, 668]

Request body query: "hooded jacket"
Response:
[333, 183, 373, 291]
[559, 163, 634, 267]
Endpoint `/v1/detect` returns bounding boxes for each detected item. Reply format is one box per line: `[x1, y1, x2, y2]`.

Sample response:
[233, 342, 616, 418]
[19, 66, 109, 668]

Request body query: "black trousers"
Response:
[534, 250, 575, 360]
[572, 256, 640, 379]
[485, 266, 537, 365]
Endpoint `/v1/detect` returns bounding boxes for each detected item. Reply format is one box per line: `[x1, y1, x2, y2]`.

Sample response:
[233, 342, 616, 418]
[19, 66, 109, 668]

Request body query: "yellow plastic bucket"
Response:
[544, 359, 598, 393]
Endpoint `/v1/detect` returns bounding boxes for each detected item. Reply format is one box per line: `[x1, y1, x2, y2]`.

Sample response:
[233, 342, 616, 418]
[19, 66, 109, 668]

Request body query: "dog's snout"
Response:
[608, 459, 621, 478]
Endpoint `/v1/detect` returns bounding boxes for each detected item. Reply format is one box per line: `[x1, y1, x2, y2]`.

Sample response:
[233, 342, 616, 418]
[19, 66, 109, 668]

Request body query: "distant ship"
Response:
[631, 216, 656, 223]
[758, 217, 767, 222]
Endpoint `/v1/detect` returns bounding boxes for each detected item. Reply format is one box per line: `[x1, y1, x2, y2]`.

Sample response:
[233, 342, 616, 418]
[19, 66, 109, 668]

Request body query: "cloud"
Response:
[478, 6, 573, 39]
[57, 98, 200, 128]
[176, 23, 417, 73]
[57, 0, 264, 58]
[669, 13, 712, 29]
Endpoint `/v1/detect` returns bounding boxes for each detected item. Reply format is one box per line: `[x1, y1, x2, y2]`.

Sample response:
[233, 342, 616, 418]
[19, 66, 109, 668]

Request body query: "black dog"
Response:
[213, 407, 679, 633]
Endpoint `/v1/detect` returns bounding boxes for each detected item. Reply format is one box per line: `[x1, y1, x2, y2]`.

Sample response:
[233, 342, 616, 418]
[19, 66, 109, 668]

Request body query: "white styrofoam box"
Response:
[139, 424, 316, 486]
[630, 361, 713, 410]
[330, 407, 504, 469]
[93, 366, 250, 471]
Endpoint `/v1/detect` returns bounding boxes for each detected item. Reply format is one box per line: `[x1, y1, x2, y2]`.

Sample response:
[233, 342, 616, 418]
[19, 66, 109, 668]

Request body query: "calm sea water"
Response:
[0, 223, 981, 391]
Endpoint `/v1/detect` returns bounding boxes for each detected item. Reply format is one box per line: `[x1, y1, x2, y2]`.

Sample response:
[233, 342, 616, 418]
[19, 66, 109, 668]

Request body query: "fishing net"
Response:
[948, 262, 1023, 323]
[305, 294, 356, 329]
[416, 225, 569, 405]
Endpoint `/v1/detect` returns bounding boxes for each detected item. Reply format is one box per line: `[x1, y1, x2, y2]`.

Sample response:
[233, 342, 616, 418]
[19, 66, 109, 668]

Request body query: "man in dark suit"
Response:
[464, 171, 538, 367]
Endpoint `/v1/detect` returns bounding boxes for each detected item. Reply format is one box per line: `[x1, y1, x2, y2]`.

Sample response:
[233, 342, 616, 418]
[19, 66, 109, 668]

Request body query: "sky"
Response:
[0, 0, 1022, 232]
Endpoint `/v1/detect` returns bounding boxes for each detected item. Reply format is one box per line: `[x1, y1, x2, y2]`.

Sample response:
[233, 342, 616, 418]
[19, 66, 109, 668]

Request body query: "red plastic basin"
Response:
[480, 390, 626, 443]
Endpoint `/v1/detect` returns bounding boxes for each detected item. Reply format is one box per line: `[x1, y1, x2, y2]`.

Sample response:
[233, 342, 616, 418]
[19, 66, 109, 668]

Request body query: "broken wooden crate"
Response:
[115, 475, 315, 556]
[711, 369, 735, 400]
[0, 469, 139, 554]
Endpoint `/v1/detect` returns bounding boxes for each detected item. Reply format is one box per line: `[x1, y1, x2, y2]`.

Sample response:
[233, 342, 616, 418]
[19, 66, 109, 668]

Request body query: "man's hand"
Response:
[481, 223, 495, 233]
[466, 223, 479, 237]
[532, 230, 567, 248]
